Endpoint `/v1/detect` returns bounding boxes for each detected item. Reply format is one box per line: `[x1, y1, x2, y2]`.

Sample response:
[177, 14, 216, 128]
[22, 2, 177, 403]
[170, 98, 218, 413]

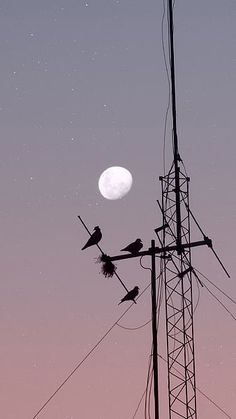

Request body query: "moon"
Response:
[98, 166, 133, 200]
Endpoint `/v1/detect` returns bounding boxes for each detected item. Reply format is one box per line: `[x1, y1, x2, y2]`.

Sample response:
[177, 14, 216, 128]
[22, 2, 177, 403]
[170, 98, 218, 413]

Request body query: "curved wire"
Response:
[139, 255, 152, 272]
[117, 265, 161, 331]
[194, 277, 201, 314]
[116, 319, 151, 331]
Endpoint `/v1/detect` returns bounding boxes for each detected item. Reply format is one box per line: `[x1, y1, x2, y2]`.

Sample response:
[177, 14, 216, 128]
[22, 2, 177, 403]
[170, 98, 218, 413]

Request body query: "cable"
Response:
[157, 352, 233, 419]
[196, 387, 233, 419]
[36, 219, 233, 419]
[32, 281, 153, 419]
[139, 255, 152, 272]
[128, 270, 231, 419]
[182, 207, 230, 278]
[32, 315, 128, 418]
[117, 319, 151, 331]
[78, 215, 129, 292]
[131, 350, 154, 419]
[194, 277, 201, 314]
[131, 347, 233, 419]
[144, 349, 153, 419]
[131, 389, 146, 419]
[195, 268, 236, 305]
[137, 258, 164, 419]
[148, 371, 153, 419]
[31, 284, 151, 419]
[203, 282, 236, 322]
[117, 260, 163, 331]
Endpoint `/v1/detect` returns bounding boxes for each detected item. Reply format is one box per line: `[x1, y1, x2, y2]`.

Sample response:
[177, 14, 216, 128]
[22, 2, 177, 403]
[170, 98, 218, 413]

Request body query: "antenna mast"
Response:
[168, 0, 182, 253]
[80, 2, 229, 419]
[160, 1, 198, 417]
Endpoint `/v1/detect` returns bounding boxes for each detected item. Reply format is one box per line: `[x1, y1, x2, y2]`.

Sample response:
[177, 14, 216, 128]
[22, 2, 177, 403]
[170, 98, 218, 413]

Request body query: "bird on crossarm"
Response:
[120, 239, 143, 255]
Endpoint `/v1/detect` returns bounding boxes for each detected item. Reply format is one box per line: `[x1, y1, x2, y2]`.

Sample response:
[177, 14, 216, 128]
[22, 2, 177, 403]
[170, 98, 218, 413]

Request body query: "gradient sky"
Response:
[1, 1, 236, 418]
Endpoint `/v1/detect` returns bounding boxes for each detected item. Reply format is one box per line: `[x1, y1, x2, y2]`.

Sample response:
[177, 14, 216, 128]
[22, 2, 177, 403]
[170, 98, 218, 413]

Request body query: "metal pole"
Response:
[167, 0, 182, 252]
[151, 239, 159, 419]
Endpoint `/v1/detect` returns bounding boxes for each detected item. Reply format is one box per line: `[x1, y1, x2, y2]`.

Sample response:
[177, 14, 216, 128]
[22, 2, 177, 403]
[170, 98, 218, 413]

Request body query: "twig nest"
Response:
[98, 254, 117, 278]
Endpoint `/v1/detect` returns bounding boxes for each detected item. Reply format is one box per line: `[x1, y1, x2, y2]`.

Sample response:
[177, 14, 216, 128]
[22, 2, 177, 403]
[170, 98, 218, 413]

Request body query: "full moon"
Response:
[98, 166, 133, 200]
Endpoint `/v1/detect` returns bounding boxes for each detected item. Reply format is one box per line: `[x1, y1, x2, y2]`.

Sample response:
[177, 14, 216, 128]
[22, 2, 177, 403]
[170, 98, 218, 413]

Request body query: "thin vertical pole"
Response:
[167, 0, 182, 252]
[151, 239, 159, 419]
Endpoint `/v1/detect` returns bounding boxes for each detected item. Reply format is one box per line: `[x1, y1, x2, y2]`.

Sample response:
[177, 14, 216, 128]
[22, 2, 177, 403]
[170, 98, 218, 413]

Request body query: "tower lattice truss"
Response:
[159, 162, 197, 419]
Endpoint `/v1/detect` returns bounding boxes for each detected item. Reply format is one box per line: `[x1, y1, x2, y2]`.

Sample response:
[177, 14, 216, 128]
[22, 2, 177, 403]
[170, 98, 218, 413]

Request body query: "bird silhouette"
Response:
[118, 286, 139, 305]
[81, 226, 102, 250]
[120, 238, 143, 255]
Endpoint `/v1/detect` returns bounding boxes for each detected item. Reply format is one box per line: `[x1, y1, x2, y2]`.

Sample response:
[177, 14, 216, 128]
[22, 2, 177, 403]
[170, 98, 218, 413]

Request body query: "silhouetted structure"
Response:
[79, 1, 229, 418]
[120, 238, 143, 255]
[81, 226, 102, 250]
[118, 286, 139, 305]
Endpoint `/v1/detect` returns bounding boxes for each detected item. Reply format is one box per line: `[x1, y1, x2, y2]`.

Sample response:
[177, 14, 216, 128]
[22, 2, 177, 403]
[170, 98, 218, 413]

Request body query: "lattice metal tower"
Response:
[160, 1, 199, 418]
[80, 2, 229, 419]
[159, 166, 198, 419]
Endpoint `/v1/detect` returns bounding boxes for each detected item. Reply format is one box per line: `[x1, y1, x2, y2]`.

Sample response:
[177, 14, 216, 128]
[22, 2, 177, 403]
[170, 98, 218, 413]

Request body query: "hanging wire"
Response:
[157, 352, 233, 419]
[131, 388, 146, 419]
[181, 206, 231, 278]
[196, 387, 233, 419]
[194, 267, 236, 305]
[117, 262, 162, 331]
[123, 256, 164, 419]
[131, 346, 233, 419]
[144, 349, 153, 419]
[202, 282, 236, 322]
[147, 370, 153, 419]
[31, 266, 233, 419]
[139, 255, 152, 272]
[78, 215, 129, 292]
[145, 259, 163, 419]
[116, 261, 164, 333]
[31, 282, 152, 419]
[189, 265, 236, 321]
[116, 319, 151, 331]
[194, 277, 201, 314]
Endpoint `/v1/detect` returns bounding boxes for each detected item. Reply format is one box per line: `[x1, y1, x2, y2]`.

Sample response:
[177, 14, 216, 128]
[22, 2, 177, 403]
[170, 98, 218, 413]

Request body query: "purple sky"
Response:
[1, 1, 235, 418]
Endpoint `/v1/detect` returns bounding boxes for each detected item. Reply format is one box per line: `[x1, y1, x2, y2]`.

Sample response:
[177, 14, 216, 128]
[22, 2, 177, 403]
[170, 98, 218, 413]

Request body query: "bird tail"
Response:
[81, 244, 87, 250]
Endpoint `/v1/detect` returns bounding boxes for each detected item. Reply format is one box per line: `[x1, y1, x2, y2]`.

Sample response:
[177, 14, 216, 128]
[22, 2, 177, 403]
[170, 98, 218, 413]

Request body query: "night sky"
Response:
[1, 1, 236, 418]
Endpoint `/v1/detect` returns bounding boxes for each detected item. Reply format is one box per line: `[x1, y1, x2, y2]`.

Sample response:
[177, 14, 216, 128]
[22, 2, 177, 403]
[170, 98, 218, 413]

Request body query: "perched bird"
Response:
[81, 226, 102, 250]
[120, 238, 143, 255]
[118, 286, 139, 305]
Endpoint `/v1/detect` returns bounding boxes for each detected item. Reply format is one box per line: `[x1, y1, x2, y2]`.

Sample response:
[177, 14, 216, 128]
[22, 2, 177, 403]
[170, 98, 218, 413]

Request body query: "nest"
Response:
[98, 254, 117, 278]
